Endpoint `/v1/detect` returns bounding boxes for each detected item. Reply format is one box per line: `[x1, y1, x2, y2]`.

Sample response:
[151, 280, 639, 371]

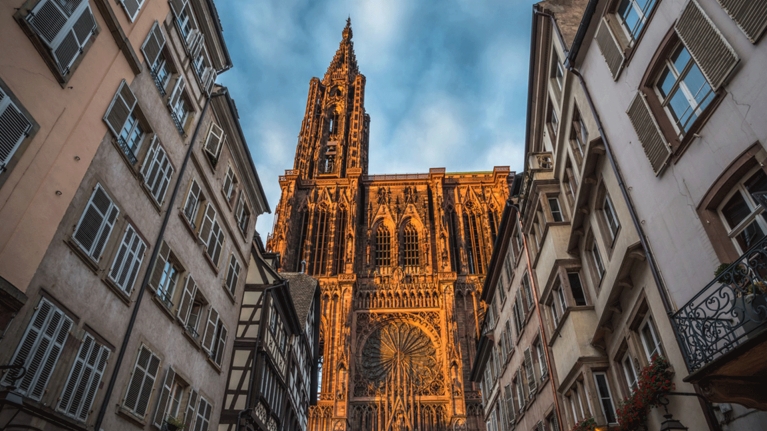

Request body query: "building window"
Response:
[118, 0, 146, 21]
[547, 101, 559, 139]
[535, 340, 548, 378]
[591, 242, 606, 282]
[123, 345, 161, 418]
[617, 0, 657, 44]
[142, 22, 171, 95]
[570, 106, 587, 162]
[225, 254, 241, 295]
[718, 168, 767, 253]
[547, 412, 561, 431]
[168, 76, 190, 134]
[594, 372, 618, 424]
[3, 298, 73, 400]
[0, 86, 34, 173]
[203, 123, 225, 165]
[549, 196, 564, 222]
[602, 192, 620, 242]
[58, 332, 110, 421]
[141, 137, 174, 205]
[551, 51, 564, 91]
[640, 317, 663, 361]
[25, 0, 97, 78]
[567, 271, 587, 306]
[177, 275, 198, 329]
[194, 396, 212, 431]
[223, 166, 238, 204]
[310, 207, 330, 275]
[235, 196, 251, 234]
[464, 212, 486, 274]
[622, 353, 638, 392]
[183, 180, 204, 228]
[655, 43, 715, 137]
[108, 224, 147, 294]
[549, 299, 560, 328]
[152, 366, 186, 427]
[73, 184, 119, 260]
[199, 204, 225, 266]
[374, 226, 391, 267]
[104, 81, 148, 165]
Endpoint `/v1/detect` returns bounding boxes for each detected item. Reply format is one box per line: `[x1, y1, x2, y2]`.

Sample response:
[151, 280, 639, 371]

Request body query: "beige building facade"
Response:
[573, 0, 767, 427]
[0, 1, 269, 431]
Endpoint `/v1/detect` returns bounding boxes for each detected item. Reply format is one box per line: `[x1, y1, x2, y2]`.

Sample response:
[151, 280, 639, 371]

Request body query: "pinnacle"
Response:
[342, 17, 353, 41]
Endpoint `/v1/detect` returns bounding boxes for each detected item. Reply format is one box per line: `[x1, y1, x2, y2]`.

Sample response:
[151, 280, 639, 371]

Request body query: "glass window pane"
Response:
[736, 221, 765, 251]
[657, 68, 675, 99]
[745, 170, 767, 198]
[671, 46, 691, 73]
[721, 192, 751, 228]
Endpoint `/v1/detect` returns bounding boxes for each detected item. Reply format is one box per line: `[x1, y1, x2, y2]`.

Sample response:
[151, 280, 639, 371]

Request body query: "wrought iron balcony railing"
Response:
[151, 68, 167, 96]
[169, 110, 185, 135]
[116, 136, 138, 165]
[671, 236, 767, 372]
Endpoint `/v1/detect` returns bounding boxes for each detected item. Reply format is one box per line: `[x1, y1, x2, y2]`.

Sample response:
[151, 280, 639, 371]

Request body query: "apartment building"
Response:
[571, 0, 767, 427]
[497, 1, 714, 430]
[0, 1, 270, 430]
[219, 239, 321, 431]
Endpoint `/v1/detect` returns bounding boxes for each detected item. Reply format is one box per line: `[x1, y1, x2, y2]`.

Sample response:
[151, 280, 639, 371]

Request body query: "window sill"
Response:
[182, 326, 202, 349]
[151, 290, 177, 322]
[101, 276, 133, 307]
[116, 406, 148, 428]
[64, 238, 101, 276]
[204, 251, 220, 274]
[206, 354, 222, 373]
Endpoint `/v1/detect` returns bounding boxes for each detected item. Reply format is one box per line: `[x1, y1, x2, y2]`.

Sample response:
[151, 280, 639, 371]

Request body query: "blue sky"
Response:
[216, 0, 538, 235]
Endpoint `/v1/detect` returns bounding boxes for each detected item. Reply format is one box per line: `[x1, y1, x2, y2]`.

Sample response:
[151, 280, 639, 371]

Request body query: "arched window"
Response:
[295, 210, 309, 272]
[464, 212, 485, 274]
[488, 210, 498, 245]
[448, 210, 461, 272]
[334, 207, 347, 274]
[375, 225, 391, 267]
[403, 222, 419, 267]
[311, 207, 330, 275]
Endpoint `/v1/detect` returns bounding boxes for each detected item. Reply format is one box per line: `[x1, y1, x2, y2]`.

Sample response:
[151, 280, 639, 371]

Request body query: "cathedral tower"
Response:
[267, 21, 513, 431]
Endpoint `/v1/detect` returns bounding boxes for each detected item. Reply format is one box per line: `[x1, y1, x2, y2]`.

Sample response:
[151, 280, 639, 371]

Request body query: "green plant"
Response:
[166, 416, 185, 429]
[713, 263, 767, 296]
[615, 356, 674, 431]
[570, 417, 596, 431]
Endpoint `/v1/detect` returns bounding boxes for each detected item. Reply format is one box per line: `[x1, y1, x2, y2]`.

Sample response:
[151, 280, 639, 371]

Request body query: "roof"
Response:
[535, 0, 592, 49]
[280, 273, 319, 324]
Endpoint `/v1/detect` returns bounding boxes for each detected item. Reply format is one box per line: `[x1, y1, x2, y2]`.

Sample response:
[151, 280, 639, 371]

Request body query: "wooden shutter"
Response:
[142, 137, 174, 204]
[203, 68, 217, 94]
[104, 80, 137, 138]
[539, 344, 548, 378]
[184, 388, 199, 430]
[168, 75, 187, 109]
[123, 345, 161, 417]
[626, 91, 671, 175]
[717, 0, 767, 43]
[675, 0, 739, 89]
[214, 324, 228, 365]
[0, 88, 33, 169]
[28, 0, 95, 75]
[141, 21, 167, 69]
[595, 17, 624, 79]
[201, 307, 219, 352]
[525, 348, 536, 396]
[4, 299, 73, 400]
[198, 204, 216, 246]
[73, 184, 119, 259]
[153, 366, 176, 427]
[226, 255, 240, 294]
[177, 275, 197, 324]
[109, 224, 147, 294]
[149, 241, 171, 291]
[183, 180, 202, 222]
[204, 123, 224, 159]
[120, 0, 143, 22]
[58, 333, 110, 421]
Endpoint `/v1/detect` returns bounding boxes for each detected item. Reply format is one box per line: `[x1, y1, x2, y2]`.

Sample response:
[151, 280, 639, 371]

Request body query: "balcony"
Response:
[671, 236, 767, 409]
[116, 136, 138, 165]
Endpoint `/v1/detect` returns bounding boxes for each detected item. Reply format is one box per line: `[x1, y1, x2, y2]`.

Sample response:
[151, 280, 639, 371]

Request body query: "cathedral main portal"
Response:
[266, 20, 512, 431]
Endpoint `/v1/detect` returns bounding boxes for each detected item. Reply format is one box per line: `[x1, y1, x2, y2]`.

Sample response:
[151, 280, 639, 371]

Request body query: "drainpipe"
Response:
[516, 205, 566, 431]
[94, 88, 229, 431]
[568, 68, 721, 431]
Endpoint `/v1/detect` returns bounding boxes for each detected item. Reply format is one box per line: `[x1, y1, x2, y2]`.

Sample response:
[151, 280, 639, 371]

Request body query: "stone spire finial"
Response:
[343, 17, 353, 41]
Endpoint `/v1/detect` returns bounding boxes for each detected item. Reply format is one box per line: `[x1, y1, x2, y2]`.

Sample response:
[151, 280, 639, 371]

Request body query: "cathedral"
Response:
[266, 20, 512, 431]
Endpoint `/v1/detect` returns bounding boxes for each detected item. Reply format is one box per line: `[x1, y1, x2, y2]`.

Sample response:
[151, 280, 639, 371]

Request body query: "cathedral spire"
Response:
[325, 18, 359, 80]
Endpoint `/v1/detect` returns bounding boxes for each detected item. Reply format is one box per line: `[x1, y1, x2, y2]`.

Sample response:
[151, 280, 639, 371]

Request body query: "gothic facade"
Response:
[266, 20, 513, 431]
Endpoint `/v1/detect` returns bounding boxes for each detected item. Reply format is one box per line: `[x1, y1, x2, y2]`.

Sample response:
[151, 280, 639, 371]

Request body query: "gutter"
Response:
[94, 88, 229, 431]
[564, 0, 600, 68]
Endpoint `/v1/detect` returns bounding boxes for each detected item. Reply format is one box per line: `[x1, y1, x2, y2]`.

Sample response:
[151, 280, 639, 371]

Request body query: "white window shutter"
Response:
[675, 0, 739, 89]
[28, 0, 96, 75]
[207, 223, 224, 265]
[142, 137, 174, 205]
[214, 324, 227, 365]
[190, 32, 204, 58]
[108, 224, 147, 294]
[595, 17, 624, 80]
[104, 80, 137, 138]
[201, 307, 219, 352]
[198, 203, 216, 246]
[194, 397, 211, 431]
[183, 180, 202, 223]
[717, 0, 767, 43]
[148, 241, 171, 291]
[58, 333, 111, 421]
[0, 88, 33, 170]
[119, 0, 143, 22]
[141, 21, 167, 69]
[226, 255, 240, 294]
[177, 275, 197, 324]
[184, 388, 199, 430]
[525, 348, 536, 396]
[168, 75, 187, 109]
[203, 67, 217, 94]
[153, 366, 176, 427]
[204, 123, 224, 159]
[4, 299, 73, 400]
[123, 346, 161, 417]
[73, 184, 119, 259]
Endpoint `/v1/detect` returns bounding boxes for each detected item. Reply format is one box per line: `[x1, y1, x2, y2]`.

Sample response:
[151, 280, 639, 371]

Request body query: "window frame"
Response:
[593, 372, 618, 424]
[0, 82, 36, 181]
[716, 166, 767, 254]
[639, 316, 663, 362]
